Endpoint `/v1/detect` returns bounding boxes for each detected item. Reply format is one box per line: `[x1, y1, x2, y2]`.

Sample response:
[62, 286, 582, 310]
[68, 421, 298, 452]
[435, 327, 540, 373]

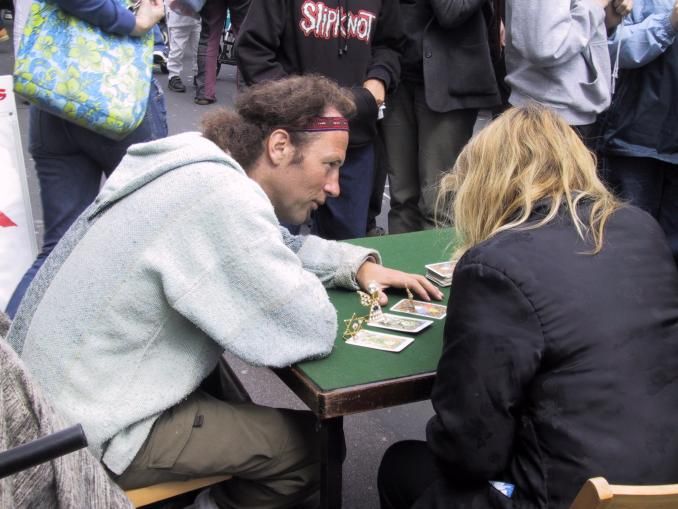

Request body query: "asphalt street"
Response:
[1, 35, 434, 509]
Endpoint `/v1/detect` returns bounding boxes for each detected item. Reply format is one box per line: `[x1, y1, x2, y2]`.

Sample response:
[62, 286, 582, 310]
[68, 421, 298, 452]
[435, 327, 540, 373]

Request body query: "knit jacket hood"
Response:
[89, 132, 238, 219]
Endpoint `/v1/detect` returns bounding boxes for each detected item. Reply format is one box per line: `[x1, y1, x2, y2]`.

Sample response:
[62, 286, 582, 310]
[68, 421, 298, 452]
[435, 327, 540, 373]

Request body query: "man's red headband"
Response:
[295, 116, 349, 132]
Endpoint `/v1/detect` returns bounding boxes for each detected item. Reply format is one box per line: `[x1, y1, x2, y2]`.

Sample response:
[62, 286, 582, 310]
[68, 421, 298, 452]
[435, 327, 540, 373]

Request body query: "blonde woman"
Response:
[378, 104, 678, 509]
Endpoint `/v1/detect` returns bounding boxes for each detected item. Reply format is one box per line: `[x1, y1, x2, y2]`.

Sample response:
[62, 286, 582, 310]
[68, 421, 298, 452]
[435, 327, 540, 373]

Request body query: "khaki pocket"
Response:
[146, 393, 202, 469]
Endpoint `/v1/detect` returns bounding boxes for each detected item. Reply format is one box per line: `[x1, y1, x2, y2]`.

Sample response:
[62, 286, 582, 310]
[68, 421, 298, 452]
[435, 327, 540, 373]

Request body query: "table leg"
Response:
[319, 416, 343, 509]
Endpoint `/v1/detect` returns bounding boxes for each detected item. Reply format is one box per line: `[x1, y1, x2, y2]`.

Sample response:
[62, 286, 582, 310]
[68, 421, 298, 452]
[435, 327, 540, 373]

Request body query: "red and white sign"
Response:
[0, 75, 37, 311]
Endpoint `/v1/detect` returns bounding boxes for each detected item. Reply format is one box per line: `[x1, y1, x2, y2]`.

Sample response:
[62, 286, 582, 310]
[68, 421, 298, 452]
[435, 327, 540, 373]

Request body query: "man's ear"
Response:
[267, 129, 293, 166]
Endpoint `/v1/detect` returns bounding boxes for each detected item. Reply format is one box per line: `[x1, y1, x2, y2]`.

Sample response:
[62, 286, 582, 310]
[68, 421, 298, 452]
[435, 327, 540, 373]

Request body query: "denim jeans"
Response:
[312, 143, 375, 240]
[5, 79, 168, 318]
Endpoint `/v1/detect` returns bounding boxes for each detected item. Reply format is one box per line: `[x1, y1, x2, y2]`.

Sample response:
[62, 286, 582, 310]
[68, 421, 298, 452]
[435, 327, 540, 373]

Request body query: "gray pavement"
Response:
[1, 37, 433, 509]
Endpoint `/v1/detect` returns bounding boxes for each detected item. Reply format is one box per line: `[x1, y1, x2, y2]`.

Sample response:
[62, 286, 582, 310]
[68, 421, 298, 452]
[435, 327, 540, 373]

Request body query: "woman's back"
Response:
[429, 203, 678, 508]
[378, 104, 678, 509]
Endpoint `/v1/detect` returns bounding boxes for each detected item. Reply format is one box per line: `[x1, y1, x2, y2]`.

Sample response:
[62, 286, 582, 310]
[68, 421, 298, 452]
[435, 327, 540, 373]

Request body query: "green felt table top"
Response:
[295, 228, 456, 392]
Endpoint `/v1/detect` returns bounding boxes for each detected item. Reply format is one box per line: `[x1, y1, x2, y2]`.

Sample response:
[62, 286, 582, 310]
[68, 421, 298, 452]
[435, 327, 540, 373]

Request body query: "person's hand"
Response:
[363, 79, 386, 106]
[356, 261, 444, 305]
[604, 0, 633, 30]
[671, 0, 678, 31]
[611, 0, 633, 15]
[131, 0, 165, 37]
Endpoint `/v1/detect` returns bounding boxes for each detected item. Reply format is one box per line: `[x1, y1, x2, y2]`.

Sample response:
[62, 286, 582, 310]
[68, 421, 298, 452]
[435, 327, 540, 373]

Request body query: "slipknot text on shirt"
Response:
[299, 0, 377, 43]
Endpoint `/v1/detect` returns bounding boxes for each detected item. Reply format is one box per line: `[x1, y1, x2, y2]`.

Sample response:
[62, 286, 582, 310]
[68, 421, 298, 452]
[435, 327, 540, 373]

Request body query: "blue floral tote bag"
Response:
[13, 0, 153, 140]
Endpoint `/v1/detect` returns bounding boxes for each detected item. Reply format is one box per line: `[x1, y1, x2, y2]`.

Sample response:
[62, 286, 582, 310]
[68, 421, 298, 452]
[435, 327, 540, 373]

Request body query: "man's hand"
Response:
[363, 79, 386, 106]
[671, 0, 678, 31]
[604, 0, 633, 31]
[131, 0, 165, 37]
[356, 261, 444, 305]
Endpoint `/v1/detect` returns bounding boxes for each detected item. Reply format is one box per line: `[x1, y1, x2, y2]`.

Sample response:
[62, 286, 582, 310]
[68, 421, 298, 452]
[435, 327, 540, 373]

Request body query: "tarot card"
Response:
[425, 273, 452, 287]
[425, 261, 456, 279]
[368, 313, 433, 334]
[391, 299, 447, 320]
[345, 330, 415, 352]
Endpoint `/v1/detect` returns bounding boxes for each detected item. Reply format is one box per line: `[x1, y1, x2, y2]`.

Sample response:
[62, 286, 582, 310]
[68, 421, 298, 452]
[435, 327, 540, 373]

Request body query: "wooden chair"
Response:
[125, 474, 232, 507]
[569, 477, 678, 509]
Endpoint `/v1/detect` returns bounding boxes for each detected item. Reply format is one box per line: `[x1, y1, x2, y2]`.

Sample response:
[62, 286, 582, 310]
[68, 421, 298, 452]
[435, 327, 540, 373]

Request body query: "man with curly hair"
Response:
[8, 76, 441, 509]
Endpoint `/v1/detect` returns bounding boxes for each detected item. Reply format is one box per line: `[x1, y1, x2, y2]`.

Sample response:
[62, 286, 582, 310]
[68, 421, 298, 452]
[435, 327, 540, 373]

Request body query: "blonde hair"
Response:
[437, 104, 620, 257]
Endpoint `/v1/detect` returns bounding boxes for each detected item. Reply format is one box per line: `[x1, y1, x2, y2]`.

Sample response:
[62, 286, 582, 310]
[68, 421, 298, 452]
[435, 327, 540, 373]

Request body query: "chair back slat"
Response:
[125, 474, 232, 508]
[570, 477, 678, 509]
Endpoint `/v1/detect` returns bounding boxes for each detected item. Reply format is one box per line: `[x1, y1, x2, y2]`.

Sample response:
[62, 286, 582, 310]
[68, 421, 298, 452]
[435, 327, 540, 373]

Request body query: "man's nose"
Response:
[325, 172, 340, 198]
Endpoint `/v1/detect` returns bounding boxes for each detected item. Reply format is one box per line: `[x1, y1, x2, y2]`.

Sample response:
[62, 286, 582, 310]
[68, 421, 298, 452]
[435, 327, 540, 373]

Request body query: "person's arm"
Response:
[609, 3, 677, 69]
[280, 228, 443, 303]
[364, 0, 405, 95]
[234, 0, 290, 85]
[280, 226, 381, 290]
[426, 259, 544, 480]
[55, 0, 163, 36]
[509, 0, 607, 66]
[429, 0, 489, 29]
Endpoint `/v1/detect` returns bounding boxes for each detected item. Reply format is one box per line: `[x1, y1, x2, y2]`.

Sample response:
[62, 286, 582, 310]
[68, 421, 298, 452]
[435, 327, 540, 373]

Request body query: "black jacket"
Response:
[418, 204, 678, 508]
[235, 0, 406, 146]
[400, 0, 501, 112]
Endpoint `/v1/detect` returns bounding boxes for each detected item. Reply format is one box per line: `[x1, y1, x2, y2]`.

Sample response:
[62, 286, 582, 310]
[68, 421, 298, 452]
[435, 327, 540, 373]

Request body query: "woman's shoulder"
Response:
[459, 204, 665, 274]
[604, 203, 667, 237]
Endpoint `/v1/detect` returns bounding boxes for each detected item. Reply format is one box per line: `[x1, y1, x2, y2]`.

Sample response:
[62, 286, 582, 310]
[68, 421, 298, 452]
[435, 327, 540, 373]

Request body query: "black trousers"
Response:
[378, 440, 439, 509]
[378, 440, 516, 509]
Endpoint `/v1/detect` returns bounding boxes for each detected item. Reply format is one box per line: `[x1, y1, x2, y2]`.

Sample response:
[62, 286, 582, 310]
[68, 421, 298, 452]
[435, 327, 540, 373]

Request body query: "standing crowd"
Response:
[2, 0, 678, 509]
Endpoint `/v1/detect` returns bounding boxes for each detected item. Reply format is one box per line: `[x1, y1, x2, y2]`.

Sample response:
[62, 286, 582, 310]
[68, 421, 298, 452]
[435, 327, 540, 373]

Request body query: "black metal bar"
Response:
[0, 424, 88, 479]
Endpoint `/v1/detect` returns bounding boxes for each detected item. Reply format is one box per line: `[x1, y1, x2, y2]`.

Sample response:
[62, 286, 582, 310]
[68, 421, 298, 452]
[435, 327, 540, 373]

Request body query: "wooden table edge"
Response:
[273, 367, 436, 420]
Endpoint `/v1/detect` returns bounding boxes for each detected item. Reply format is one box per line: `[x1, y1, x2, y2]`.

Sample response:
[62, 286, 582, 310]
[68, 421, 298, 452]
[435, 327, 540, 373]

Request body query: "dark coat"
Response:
[418, 0, 501, 111]
[417, 204, 678, 509]
[598, 8, 678, 164]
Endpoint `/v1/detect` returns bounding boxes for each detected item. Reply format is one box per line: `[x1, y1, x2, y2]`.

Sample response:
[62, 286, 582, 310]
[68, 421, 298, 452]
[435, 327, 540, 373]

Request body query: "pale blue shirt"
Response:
[609, 0, 677, 69]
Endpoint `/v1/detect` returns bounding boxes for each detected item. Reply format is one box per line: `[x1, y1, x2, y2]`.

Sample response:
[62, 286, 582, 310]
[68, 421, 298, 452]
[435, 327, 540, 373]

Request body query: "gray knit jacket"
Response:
[7, 132, 378, 475]
[0, 336, 132, 508]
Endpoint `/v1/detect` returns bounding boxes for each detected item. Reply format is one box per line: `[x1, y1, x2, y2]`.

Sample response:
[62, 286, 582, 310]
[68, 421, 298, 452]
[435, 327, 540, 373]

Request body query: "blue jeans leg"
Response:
[147, 77, 169, 140]
[312, 144, 375, 240]
[5, 85, 167, 318]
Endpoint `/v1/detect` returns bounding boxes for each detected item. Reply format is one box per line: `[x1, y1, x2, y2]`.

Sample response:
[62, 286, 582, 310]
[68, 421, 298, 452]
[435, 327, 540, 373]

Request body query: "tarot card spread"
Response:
[367, 313, 433, 333]
[345, 329, 415, 352]
[391, 299, 447, 320]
